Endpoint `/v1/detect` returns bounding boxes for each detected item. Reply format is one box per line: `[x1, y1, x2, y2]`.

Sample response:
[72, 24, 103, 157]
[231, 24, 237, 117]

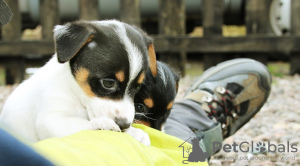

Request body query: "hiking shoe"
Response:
[184, 58, 272, 138]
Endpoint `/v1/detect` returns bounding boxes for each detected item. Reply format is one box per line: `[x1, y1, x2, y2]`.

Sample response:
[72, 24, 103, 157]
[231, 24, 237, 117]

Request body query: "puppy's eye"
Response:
[100, 78, 118, 90]
[136, 84, 141, 91]
[134, 103, 145, 113]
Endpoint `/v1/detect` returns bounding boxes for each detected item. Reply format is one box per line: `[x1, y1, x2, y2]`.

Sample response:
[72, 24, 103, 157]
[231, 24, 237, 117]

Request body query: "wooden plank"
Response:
[0, 0, 13, 26]
[290, 0, 300, 74]
[202, 0, 223, 36]
[158, 0, 186, 75]
[40, 0, 59, 40]
[0, 40, 55, 56]
[202, 0, 225, 69]
[1, 0, 23, 84]
[245, 0, 272, 65]
[158, 0, 185, 35]
[1, 0, 21, 40]
[79, 0, 99, 20]
[120, 0, 141, 26]
[290, 54, 300, 74]
[291, 0, 300, 34]
[245, 0, 272, 35]
[2, 36, 300, 56]
[1, 57, 25, 84]
[152, 36, 300, 53]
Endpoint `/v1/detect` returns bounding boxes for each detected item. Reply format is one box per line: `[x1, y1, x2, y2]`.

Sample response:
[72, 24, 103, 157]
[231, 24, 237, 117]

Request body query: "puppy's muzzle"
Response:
[115, 118, 130, 131]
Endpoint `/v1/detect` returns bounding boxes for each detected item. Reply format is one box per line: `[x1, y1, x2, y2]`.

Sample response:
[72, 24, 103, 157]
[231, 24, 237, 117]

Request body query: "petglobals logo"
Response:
[212, 141, 298, 154]
[179, 136, 209, 164]
[178, 136, 299, 164]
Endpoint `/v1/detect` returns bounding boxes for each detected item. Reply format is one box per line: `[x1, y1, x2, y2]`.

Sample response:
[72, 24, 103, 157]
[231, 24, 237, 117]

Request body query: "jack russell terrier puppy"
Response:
[0, 20, 158, 146]
[134, 61, 179, 130]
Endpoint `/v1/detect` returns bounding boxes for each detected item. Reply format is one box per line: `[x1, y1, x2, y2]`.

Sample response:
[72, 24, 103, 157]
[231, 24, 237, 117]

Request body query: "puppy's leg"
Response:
[124, 126, 150, 146]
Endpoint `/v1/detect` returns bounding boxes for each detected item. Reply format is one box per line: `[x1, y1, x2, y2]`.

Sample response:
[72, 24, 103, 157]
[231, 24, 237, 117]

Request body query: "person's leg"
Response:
[164, 58, 272, 156]
[0, 128, 54, 166]
[164, 99, 221, 156]
[164, 99, 217, 141]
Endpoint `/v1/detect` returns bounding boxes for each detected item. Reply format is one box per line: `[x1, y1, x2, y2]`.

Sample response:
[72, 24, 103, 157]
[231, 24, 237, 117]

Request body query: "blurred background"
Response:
[1, 0, 300, 165]
[0, 0, 298, 85]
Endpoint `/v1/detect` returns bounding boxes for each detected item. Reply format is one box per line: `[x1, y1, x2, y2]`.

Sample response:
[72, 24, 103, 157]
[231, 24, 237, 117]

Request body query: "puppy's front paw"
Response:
[89, 117, 121, 132]
[124, 126, 151, 146]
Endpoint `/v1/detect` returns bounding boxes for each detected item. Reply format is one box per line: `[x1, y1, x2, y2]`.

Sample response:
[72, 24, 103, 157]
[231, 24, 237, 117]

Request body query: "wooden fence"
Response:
[1, 0, 300, 85]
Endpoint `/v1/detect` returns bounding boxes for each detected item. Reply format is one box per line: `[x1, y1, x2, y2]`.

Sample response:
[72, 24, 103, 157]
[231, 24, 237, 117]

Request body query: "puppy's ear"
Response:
[53, 23, 94, 63]
[175, 78, 180, 94]
[174, 72, 180, 94]
[147, 43, 157, 77]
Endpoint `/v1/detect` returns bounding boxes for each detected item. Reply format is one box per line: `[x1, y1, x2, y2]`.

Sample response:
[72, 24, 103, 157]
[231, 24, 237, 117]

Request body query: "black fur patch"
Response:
[134, 61, 180, 130]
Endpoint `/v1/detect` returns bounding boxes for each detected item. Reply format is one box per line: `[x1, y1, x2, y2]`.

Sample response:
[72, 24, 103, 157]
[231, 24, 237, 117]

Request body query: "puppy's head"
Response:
[134, 61, 179, 130]
[53, 20, 157, 130]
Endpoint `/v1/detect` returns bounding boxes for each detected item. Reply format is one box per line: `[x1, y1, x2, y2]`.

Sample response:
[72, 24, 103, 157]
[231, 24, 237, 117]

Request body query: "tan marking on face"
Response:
[139, 120, 151, 127]
[75, 68, 95, 97]
[144, 98, 154, 108]
[137, 72, 145, 84]
[166, 101, 174, 110]
[115, 70, 125, 82]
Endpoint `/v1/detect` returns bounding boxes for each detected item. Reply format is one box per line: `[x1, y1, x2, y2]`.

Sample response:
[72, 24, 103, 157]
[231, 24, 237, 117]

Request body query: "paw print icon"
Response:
[256, 142, 267, 153]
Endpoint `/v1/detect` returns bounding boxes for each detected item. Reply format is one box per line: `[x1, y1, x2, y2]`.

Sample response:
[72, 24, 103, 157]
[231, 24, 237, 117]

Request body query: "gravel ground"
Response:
[0, 85, 17, 114]
[176, 75, 300, 166]
[1, 75, 300, 165]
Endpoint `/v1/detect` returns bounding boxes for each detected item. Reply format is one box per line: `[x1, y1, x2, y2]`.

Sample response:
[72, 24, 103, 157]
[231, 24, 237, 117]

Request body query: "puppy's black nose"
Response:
[115, 118, 130, 131]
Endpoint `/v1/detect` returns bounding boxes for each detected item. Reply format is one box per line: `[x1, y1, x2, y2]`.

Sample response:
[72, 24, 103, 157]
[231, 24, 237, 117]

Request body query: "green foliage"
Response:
[267, 62, 290, 78]
[0, 67, 5, 86]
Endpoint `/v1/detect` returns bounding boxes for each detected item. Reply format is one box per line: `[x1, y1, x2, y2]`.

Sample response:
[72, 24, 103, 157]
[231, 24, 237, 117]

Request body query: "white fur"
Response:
[114, 24, 143, 84]
[0, 56, 149, 144]
[125, 126, 150, 146]
[0, 21, 150, 145]
[54, 25, 69, 39]
[157, 65, 167, 87]
[85, 95, 135, 126]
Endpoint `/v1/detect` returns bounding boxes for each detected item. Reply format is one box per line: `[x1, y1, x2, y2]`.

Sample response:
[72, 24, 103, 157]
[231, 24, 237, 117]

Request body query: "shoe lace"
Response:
[205, 86, 238, 127]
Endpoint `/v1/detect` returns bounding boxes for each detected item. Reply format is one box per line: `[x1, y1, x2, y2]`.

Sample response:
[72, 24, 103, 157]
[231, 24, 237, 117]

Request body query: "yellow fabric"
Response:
[34, 124, 208, 166]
